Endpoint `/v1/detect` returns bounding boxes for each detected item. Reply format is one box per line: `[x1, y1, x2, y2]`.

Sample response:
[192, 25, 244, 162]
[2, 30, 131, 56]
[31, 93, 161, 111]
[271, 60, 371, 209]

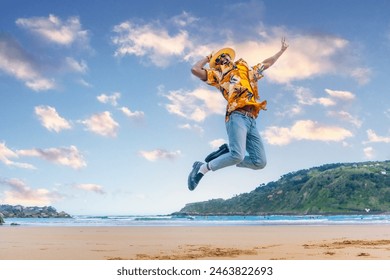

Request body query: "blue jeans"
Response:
[209, 112, 267, 171]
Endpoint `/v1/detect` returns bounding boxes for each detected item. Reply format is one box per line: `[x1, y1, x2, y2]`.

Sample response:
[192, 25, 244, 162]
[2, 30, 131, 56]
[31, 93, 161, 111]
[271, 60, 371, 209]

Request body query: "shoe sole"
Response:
[188, 161, 203, 191]
[205, 144, 229, 163]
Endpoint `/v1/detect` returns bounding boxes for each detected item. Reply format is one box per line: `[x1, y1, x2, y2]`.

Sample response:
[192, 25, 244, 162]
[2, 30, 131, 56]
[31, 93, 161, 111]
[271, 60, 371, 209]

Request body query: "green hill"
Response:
[176, 161, 390, 215]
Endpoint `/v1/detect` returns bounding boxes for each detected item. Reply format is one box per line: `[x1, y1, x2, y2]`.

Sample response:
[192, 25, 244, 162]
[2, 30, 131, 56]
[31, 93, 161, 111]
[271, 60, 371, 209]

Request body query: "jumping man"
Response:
[188, 38, 289, 191]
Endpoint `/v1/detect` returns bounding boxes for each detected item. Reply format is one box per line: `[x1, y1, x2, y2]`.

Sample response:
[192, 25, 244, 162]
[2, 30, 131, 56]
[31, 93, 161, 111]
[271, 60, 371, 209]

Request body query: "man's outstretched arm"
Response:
[262, 37, 289, 70]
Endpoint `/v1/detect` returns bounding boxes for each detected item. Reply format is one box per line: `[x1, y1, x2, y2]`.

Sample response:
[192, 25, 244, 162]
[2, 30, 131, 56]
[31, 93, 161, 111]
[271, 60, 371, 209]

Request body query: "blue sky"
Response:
[1, 0, 389, 215]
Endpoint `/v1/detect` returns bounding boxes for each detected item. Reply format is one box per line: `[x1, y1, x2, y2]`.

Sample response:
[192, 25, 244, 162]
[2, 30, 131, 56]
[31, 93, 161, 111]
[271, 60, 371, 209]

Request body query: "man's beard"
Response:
[217, 62, 234, 74]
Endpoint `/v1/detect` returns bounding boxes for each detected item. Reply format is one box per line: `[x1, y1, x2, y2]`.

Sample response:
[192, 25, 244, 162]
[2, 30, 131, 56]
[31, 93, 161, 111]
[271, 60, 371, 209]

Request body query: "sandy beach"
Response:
[0, 225, 389, 260]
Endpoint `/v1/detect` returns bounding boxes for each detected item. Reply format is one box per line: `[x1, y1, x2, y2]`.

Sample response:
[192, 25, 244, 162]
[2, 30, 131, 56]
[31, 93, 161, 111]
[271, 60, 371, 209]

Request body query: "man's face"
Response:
[215, 53, 231, 65]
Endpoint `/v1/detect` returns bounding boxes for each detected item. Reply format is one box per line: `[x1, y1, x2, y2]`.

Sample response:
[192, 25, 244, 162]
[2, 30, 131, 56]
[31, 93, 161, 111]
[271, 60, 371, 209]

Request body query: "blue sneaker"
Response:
[188, 161, 204, 191]
[205, 144, 229, 163]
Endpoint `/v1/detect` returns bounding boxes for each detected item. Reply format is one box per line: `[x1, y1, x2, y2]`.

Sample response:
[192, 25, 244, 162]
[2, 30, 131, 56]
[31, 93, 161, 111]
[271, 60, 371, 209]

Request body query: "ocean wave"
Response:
[3, 214, 390, 227]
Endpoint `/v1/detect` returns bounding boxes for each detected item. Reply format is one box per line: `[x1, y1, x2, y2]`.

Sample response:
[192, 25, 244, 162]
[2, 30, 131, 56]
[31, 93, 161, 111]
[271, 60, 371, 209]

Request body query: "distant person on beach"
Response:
[188, 38, 289, 191]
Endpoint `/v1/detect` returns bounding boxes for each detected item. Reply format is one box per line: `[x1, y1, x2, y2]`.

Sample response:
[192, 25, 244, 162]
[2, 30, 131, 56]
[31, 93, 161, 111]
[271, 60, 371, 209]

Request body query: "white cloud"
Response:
[96, 94, 145, 121]
[0, 16, 90, 91]
[324, 89, 355, 101]
[190, 29, 367, 85]
[178, 123, 204, 134]
[280, 86, 337, 117]
[163, 87, 225, 122]
[0, 142, 35, 169]
[2, 143, 86, 170]
[317, 97, 336, 107]
[17, 145, 86, 169]
[328, 111, 362, 127]
[35, 105, 72, 132]
[112, 20, 191, 67]
[0, 143, 18, 165]
[0, 35, 56, 91]
[262, 126, 293, 146]
[120, 107, 145, 119]
[231, 34, 350, 84]
[365, 129, 390, 143]
[350, 67, 372, 85]
[263, 120, 353, 145]
[81, 111, 119, 137]
[252, 32, 369, 84]
[0, 15, 90, 91]
[97, 92, 121, 106]
[283, 86, 358, 121]
[209, 139, 227, 149]
[16, 14, 89, 47]
[275, 104, 303, 118]
[291, 87, 355, 107]
[0, 178, 63, 206]
[109, 11, 369, 86]
[363, 146, 375, 159]
[139, 149, 181, 162]
[78, 78, 93, 88]
[25, 79, 56, 91]
[110, 12, 368, 84]
[171, 11, 198, 27]
[74, 183, 105, 195]
[292, 86, 336, 107]
[385, 109, 390, 119]
[65, 57, 88, 73]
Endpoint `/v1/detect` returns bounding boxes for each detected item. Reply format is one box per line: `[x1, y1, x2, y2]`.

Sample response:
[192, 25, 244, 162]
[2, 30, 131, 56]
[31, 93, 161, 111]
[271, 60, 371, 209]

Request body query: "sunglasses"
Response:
[215, 53, 229, 64]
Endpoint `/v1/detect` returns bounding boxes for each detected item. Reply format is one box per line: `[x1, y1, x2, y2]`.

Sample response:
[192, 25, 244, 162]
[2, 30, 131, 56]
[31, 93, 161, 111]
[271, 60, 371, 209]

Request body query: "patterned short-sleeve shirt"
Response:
[206, 58, 267, 121]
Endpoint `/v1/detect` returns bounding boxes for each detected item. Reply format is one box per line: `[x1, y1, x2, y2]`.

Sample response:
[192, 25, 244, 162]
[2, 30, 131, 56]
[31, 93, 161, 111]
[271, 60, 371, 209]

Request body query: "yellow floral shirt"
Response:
[206, 58, 267, 121]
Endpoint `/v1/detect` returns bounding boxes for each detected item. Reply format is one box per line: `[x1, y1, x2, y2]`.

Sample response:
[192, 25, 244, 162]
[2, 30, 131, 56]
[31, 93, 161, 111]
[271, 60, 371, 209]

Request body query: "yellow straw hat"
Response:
[209, 47, 235, 68]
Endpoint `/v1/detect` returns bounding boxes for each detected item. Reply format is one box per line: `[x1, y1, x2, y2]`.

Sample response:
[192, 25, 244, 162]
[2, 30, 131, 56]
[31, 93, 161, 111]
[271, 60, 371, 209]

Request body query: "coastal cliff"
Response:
[175, 160, 390, 216]
[0, 205, 71, 219]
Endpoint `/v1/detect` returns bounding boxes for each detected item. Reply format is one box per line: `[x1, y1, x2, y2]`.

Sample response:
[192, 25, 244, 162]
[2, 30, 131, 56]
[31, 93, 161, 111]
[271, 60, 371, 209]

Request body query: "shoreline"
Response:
[2, 213, 389, 227]
[172, 211, 390, 216]
[1, 225, 389, 260]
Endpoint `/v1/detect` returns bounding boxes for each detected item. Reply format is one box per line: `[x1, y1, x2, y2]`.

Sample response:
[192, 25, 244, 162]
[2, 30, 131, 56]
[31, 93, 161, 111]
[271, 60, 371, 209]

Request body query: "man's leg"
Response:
[208, 113, 249, 171]
[236, 118, 267, 170]
[188, 113, 261, 191]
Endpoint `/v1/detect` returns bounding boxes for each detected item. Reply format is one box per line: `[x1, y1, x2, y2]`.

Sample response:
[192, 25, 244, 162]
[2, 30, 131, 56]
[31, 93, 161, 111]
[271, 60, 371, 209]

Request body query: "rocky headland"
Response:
[0, 204, 71, 220]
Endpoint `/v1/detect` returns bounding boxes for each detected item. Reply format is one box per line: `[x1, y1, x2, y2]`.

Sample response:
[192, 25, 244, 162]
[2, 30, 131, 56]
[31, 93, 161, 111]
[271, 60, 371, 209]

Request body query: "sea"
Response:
[3, 214, 390, 227]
